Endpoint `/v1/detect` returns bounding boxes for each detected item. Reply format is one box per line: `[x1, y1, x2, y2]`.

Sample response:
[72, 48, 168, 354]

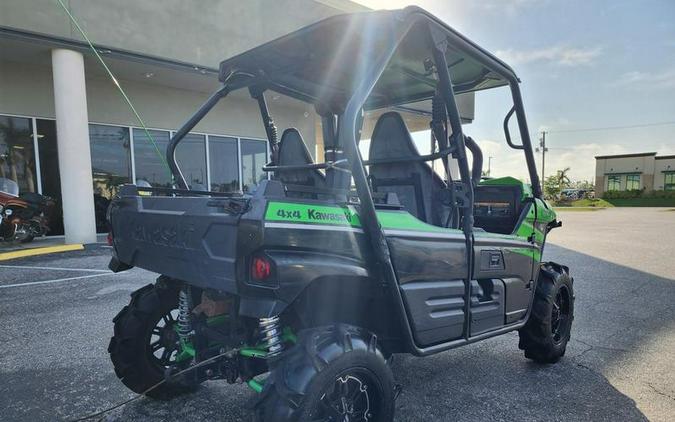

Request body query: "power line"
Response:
[547, 120, 675, 134]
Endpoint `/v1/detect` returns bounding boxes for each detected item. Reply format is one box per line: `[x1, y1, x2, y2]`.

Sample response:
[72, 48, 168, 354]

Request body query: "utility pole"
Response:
[487, 156, 493, 177]
[538, 131, 548, 178]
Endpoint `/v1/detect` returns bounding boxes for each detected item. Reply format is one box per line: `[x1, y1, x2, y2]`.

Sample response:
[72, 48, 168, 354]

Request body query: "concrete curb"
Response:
[0, 243, 85, 261]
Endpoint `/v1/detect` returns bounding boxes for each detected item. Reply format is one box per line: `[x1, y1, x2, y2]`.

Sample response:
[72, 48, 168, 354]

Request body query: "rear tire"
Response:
[255, 324, 395, 421]
[519, 262, 574, 363]
[108, 279, 197, 399]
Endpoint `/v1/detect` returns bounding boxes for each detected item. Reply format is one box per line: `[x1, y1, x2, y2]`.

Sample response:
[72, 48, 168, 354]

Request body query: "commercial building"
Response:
[594, 152, 675, 197]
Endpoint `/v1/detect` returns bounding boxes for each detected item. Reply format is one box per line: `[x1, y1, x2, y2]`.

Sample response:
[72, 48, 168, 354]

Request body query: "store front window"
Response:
[665, 173, 675, 191]
[36, 119, 64, 235]
[625, 174, 640, 191]
[240, 138, 267, 193]
[176, 133, 207, 190]
[607, 175, 621, 191]
[0, 115, 37, 194]
[209, 135, 239, 192]
[90, 124, 132, 232]
[133, 128, 171, 187]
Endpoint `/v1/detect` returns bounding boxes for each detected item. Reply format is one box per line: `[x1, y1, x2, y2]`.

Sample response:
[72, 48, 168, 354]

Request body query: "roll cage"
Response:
[163, 6, 542, 355]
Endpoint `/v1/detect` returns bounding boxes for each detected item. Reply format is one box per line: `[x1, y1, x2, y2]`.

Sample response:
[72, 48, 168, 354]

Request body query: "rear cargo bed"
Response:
[109, 187, 248, 292]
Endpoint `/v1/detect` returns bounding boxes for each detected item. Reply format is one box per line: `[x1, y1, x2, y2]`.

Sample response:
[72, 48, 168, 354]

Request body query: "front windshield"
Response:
[0, 178, 19, 196]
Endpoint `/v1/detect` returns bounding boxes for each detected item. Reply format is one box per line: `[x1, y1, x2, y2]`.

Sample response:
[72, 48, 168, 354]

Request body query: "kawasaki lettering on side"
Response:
[265, 202, 361, 227]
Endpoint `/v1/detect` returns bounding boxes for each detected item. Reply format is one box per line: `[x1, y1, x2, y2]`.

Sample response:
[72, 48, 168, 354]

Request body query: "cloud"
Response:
[614, 68, 675, 90]
[495, 45, 602, 66]
[476, 0, 547, 15]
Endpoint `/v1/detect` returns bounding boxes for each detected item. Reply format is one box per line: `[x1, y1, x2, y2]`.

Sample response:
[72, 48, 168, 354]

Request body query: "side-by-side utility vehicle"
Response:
[107, 7, 573, 421]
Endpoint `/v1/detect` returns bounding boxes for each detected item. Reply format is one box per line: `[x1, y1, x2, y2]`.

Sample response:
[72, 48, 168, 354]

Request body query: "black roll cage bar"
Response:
[165, 9, 542, 356]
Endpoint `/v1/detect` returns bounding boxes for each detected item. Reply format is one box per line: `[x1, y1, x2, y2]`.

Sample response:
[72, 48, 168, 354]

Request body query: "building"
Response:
[1, 0, 377, 243]
[594, 152, 675, 197]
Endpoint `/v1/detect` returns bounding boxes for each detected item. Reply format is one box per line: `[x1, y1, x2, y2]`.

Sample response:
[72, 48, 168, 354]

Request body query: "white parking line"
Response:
[0, 272, 116, 289]
[0, 264, 110, 272]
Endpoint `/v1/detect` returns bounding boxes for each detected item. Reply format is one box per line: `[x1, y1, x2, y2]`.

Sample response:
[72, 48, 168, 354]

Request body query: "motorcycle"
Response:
[0, 178, 55, 243]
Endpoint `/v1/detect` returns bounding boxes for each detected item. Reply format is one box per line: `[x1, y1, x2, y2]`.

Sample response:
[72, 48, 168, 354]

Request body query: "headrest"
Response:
[278, 128, 313, 166]
[369, 111, 419, 161]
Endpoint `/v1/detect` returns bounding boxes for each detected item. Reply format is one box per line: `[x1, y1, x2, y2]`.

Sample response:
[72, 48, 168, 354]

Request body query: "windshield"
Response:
[0, 178, 19, 197]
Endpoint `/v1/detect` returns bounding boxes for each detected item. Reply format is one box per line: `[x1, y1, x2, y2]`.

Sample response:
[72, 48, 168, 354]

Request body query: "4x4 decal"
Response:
[266, 202, 361, 227]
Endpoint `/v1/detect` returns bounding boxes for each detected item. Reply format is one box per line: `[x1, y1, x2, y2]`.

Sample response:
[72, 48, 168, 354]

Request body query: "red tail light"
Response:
[251, 256, 272, 281]
[107, 231, 113, 246]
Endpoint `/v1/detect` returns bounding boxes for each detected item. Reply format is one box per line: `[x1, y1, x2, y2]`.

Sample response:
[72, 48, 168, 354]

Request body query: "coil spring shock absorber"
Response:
[258, 316, 283, 358]
[177, 287, 193, 342]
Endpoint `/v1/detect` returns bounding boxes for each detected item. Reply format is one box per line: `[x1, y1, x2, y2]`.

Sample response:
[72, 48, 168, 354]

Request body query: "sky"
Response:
[353, 0, 675, 182]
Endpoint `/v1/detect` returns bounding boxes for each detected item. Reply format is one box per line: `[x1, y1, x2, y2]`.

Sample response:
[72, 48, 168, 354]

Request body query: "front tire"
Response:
[519, 262, 574, 363]
[108, 280, 197, 399]
[255, 324, 395, 421]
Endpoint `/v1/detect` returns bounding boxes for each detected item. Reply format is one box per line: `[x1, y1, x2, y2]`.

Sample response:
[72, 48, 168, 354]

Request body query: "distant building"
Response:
[594, 152, 675, 197]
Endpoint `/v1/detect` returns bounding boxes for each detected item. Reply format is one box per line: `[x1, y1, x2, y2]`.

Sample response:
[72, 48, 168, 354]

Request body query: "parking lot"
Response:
[0, 208, 673, 421]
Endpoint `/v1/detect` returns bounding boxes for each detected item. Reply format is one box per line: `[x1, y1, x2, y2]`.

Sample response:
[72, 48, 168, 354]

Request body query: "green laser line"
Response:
[55, 0, 173, 181]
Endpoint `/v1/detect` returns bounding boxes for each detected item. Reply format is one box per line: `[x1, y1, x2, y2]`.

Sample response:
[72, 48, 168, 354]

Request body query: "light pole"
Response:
[487, 156, 493, 177]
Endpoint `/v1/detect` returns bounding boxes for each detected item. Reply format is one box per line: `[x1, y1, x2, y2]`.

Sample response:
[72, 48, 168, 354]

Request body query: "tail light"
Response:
[107, 231, 113, 246]
[251, 256, 272, 281]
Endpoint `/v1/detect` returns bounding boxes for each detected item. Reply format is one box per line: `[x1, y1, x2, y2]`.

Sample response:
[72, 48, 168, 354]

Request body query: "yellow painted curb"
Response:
[0, 244, 85, 261]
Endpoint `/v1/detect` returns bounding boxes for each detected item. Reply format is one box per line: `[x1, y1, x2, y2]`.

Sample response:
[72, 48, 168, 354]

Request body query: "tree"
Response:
[543, 167, 571, 200]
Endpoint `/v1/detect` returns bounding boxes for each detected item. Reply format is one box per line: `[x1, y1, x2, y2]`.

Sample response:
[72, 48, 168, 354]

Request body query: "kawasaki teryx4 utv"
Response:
[107, 6, 572, 421]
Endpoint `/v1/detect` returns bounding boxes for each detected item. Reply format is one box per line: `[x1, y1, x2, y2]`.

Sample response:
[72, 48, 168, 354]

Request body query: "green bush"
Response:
[602, 189, 644, 199]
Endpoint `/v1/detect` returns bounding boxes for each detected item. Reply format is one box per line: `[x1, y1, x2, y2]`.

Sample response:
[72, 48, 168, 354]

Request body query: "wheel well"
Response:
[283, 275, 406, 354]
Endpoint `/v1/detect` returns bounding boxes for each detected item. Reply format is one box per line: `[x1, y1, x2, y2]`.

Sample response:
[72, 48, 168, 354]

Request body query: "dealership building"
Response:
[594, 152, 675, 197]
[0, 0, 381, 243]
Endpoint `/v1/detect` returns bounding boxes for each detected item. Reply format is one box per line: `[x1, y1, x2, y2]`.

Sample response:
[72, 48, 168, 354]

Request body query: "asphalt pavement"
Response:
[0, 207, 673, 421]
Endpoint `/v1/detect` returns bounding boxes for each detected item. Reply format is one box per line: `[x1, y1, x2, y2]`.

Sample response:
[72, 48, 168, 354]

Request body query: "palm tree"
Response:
[555, 167, 571, 190]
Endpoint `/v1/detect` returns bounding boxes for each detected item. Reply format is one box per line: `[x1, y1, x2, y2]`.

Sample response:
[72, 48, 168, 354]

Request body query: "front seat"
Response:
[275, 128, 327, 198]
[368, 112, 447, 225]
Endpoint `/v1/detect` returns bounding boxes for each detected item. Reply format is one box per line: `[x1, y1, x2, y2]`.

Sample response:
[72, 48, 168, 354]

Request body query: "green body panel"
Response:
[264, 181, 557, 264]
[266, 201, 460, 233]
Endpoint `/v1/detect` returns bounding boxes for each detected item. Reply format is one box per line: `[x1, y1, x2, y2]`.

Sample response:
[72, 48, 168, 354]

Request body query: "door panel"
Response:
[473, 234, 537, 328]
[386, 232, 468, 346]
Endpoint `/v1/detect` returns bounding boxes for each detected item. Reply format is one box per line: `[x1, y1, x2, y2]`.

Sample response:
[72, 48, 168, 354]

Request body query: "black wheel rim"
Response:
[148, 309, 180, 367]
[311, 368, 383, 422]
[551, 285, 571, 344]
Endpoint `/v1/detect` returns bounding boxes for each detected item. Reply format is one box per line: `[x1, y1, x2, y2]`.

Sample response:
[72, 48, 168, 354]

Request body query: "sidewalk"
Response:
[0, 234, 108, 261]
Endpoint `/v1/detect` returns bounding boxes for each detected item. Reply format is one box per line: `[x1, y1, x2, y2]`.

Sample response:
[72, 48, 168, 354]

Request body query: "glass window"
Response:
[665, 173, 675, 191]
[89, 124, 131, 198]
[240, 138, 268, 193]
[176, 133, 207, 190]
[625, 174, 640, 190]
[607, 175, 621, 191]
[0, 115, 37, 193]
[209, 135, 239, 192]
[132, 128, 171, 188]
[36, 119, 64, 235]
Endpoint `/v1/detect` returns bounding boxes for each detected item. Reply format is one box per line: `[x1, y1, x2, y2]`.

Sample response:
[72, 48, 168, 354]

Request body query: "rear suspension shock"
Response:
[177, 287, 193, 342]
[258, 316, 283, 358]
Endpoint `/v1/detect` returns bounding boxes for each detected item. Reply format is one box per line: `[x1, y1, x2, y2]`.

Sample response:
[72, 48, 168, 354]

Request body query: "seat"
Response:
[276, 128, 327, 198]
[368, 112, 447, 225]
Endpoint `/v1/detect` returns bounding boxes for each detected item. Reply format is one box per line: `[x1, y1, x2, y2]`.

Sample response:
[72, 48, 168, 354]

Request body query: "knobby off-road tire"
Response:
[108, 279, 197, 399]
[255, 324, 395, 422]
[519, 262, 575, 363]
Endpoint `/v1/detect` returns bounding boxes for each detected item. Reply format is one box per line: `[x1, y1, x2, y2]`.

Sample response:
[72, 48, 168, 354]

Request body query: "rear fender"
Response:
[238, 251, 369, 318]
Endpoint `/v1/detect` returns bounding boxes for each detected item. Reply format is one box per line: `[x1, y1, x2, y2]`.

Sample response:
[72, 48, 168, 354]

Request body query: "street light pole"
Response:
[487, 156, 493, 177]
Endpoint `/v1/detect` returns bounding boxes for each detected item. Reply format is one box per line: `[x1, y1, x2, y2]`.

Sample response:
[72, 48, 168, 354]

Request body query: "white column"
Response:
[51, 49, 97, 244]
